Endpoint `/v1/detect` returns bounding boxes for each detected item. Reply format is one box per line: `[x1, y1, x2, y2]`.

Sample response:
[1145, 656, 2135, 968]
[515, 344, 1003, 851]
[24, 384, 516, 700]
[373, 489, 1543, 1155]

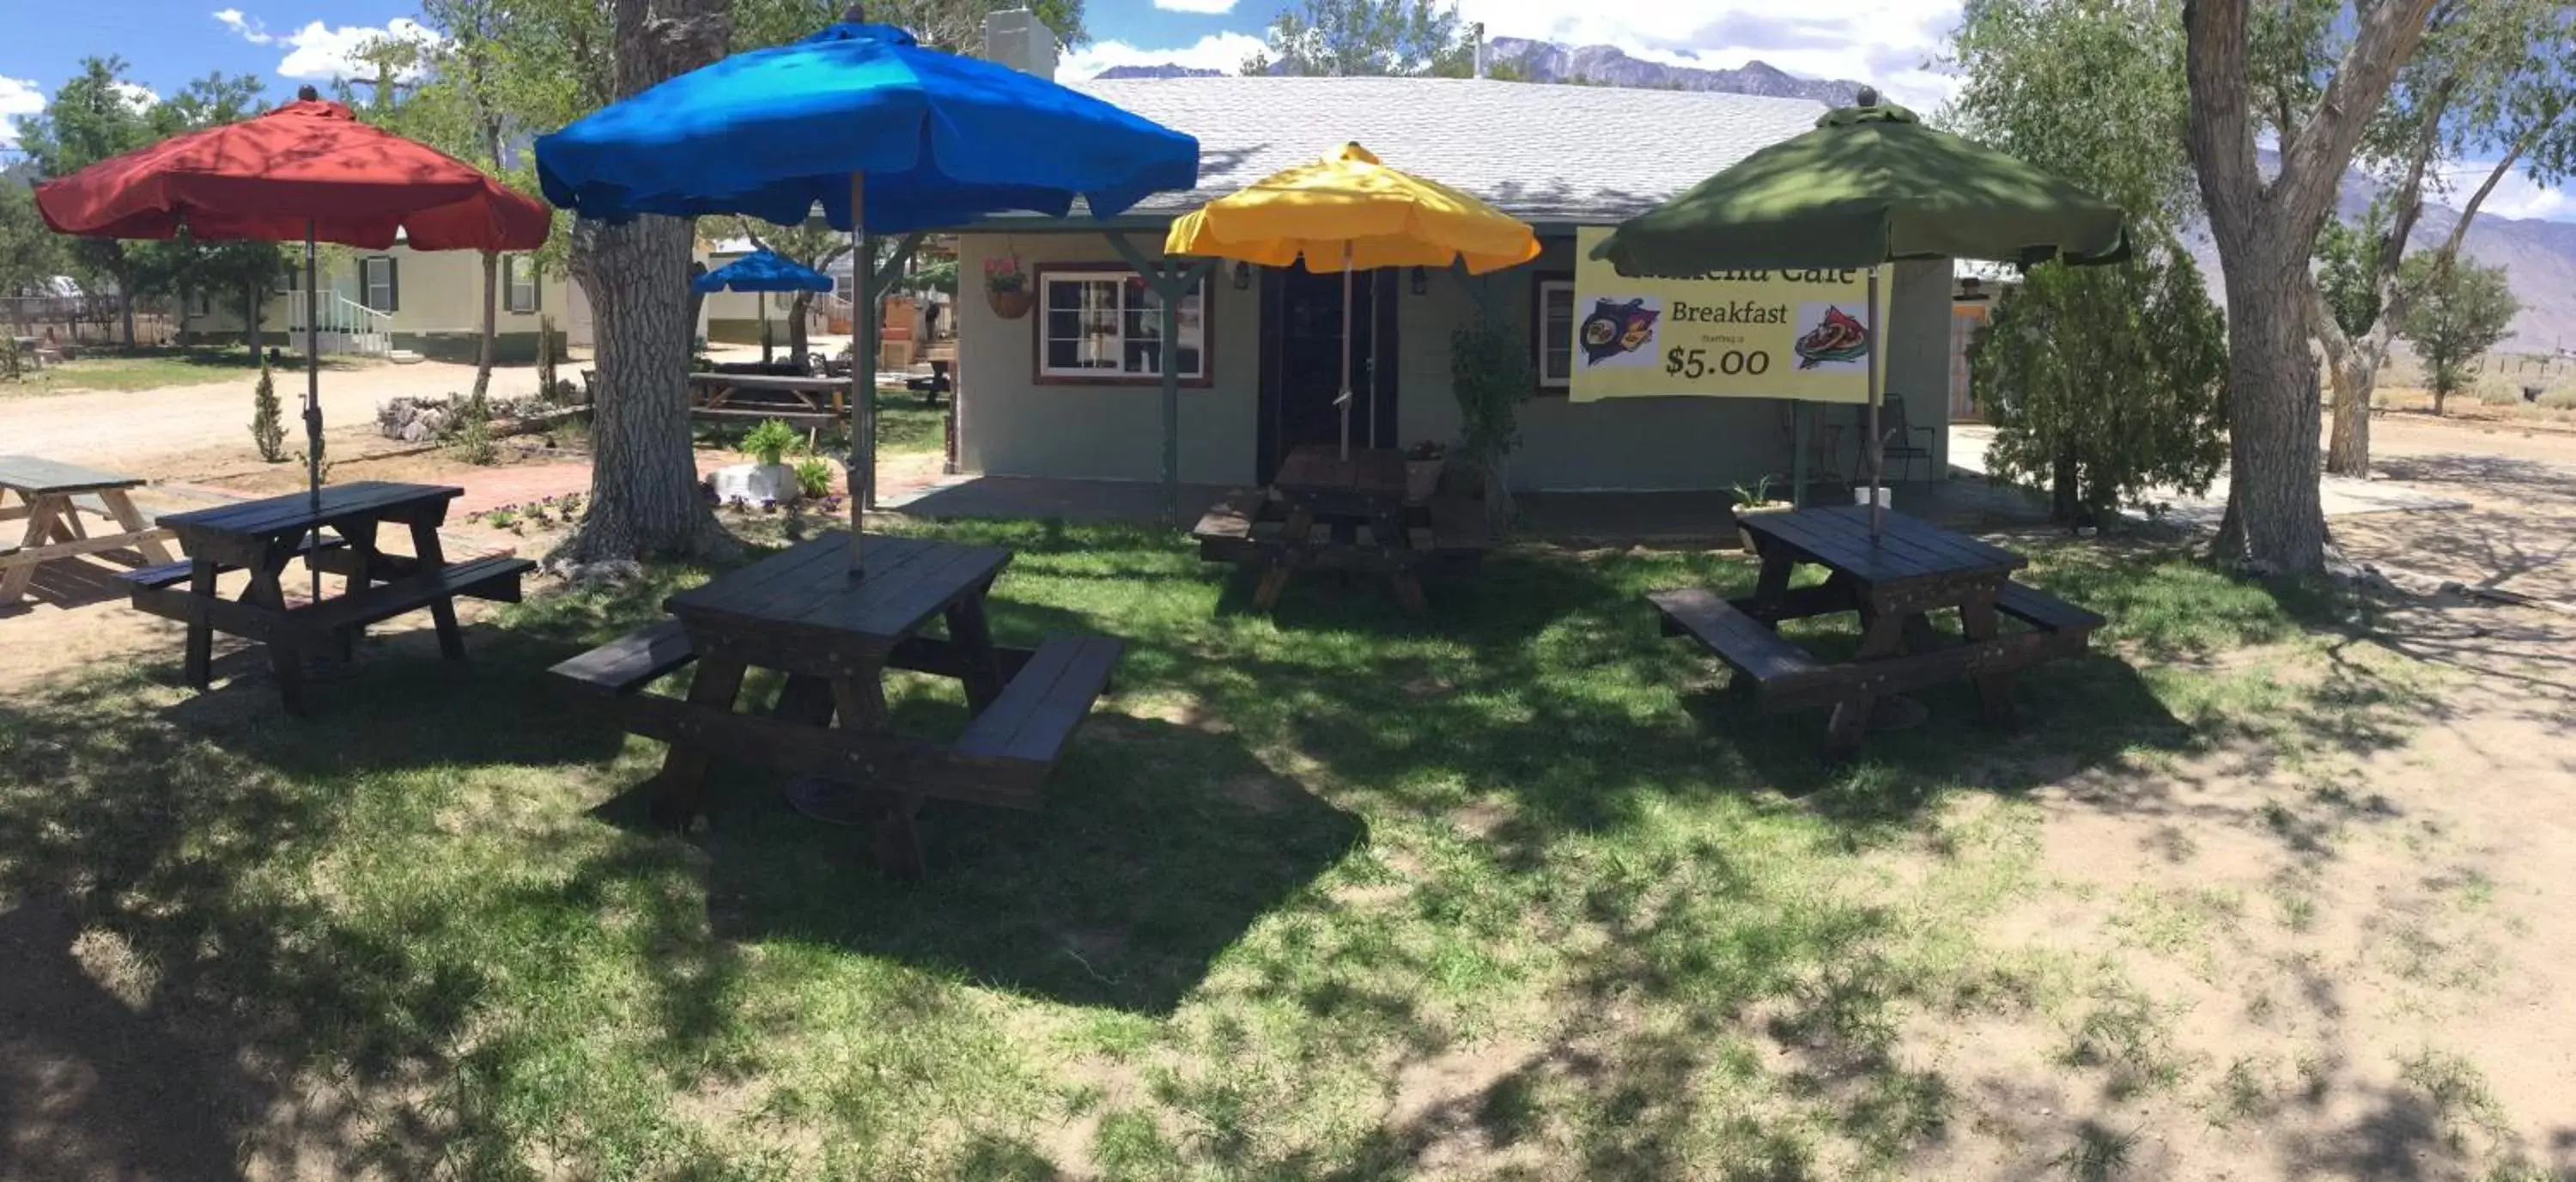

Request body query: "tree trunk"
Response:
[118, 289, 135, 349]
[788, 291, 811, 363]
[242, 283, 261, 352]
[474, 249, 498, 403]
[2318, 326, 2372, 478]
[2432, 380, 2448, 417]
[2050, 447, 2079, 525]
[683, 261, 709, 350]
[2214, 243, 2330, 572]
[551, 0, 734, 569]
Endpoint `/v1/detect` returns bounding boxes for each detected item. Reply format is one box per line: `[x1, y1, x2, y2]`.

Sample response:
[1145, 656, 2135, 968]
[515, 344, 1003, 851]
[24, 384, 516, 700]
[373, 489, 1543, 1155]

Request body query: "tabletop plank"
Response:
[1274, 446, 1406, 498]
[0, 455, 147, 496]
[1741, 507, 2024, 586]
[161, 481, 462, 539]
[670, 533, 1010, 644]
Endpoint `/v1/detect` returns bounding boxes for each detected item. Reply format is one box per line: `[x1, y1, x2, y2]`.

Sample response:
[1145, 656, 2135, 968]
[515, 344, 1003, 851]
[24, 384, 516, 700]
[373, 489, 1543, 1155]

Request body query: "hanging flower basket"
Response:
[984, 255, 1033, 320]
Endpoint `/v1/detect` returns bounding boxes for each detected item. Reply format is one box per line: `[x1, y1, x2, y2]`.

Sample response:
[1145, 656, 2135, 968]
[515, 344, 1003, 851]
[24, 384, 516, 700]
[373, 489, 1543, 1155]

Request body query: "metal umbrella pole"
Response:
[1336, 241, 1354, 460]
[305, 221, 324, 597]
[847, 172, 870, 576]
[1864, 265, 1883, 538]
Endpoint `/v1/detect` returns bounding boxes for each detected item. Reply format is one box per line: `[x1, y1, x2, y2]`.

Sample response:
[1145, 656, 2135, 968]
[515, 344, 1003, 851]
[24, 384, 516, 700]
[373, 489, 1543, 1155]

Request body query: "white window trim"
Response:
[1036, 267, 1208, 382]
[1536, 278, 1576, 389]
[503, 256, 538, 314]
[361, 257, 396, 312]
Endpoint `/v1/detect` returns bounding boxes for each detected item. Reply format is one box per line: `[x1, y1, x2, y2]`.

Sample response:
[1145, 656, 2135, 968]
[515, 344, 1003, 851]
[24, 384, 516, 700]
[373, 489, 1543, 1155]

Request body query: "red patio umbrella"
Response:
[35, 88, 551, 509]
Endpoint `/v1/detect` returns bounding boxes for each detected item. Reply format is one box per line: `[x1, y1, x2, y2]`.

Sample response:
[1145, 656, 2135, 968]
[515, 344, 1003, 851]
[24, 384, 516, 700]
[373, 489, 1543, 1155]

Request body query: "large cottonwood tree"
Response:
[2182, 0, 2440, 573]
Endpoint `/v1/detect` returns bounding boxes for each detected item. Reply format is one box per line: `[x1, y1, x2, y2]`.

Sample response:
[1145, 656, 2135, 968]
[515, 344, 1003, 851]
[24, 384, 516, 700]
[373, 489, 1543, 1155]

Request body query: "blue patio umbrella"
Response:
[536, 17, 1200, 570]
[694, 248, 834, 362]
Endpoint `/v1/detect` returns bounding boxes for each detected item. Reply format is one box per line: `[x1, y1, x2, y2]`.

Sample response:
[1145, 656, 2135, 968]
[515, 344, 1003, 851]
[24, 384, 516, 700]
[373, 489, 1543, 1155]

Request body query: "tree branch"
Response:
[2184, 0, 2263, 246]
[2276, 0, 2443, 233]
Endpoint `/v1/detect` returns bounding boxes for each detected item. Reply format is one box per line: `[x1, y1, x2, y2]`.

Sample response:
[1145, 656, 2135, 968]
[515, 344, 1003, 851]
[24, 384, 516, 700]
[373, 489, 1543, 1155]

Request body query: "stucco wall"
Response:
[952, 232, 1949, 492]
[1395, 243, 1950, 490]
[954, 232, 1260, 485]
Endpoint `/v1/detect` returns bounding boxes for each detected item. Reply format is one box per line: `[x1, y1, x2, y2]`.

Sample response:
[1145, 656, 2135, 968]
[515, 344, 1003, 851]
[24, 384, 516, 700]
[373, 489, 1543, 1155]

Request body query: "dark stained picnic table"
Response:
[133, 481, 532, 715]
[1651, 505, 2102, 752]
[550, 532, 1121, 878]
[1190, 444, 1490, 617]
[1, 455, 176, 606]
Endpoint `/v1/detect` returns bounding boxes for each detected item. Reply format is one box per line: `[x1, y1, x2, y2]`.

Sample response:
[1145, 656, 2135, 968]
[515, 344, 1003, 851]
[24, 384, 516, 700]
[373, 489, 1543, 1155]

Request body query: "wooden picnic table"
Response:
[1649, 506, 2104, 753]
[129, 481, 534, 716]
[686, 370, 848, 426]
[0, 455, 176, 607]
[1191, 445, 1489, 618]
[547, 533, 1122, 878]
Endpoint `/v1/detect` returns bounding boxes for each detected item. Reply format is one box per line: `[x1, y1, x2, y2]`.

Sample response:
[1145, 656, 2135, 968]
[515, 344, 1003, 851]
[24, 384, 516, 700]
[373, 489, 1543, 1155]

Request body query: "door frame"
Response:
[1255, 266, 1401, 484]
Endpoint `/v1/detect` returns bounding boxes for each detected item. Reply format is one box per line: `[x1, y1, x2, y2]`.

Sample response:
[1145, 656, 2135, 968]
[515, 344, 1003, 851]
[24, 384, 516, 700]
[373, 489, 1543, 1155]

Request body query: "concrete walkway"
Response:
[1946, 424, 2470, 524]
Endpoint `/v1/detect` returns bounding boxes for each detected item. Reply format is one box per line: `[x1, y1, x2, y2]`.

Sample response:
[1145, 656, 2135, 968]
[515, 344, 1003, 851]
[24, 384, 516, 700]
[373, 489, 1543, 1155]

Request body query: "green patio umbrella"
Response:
[1590, 90, 2130, 533]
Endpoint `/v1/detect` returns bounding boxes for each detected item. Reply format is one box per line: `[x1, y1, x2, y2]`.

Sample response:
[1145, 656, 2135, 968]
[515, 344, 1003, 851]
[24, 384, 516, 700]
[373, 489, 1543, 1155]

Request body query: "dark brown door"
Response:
[1258, 265, 1396, 483]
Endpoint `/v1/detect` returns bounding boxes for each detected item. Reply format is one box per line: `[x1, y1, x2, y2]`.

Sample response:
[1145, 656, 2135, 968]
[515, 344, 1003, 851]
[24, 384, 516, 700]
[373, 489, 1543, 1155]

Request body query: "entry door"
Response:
[1258, 267, 1399, 483]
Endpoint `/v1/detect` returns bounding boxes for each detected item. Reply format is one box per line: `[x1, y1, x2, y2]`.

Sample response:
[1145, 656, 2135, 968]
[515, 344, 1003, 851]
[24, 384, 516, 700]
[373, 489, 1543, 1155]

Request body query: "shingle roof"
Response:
[1065, 76, 1827, 225]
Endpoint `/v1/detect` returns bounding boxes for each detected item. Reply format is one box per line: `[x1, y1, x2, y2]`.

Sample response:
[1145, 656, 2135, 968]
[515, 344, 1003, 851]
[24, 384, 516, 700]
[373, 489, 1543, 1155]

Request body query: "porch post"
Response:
[1790, 401, 1809, 508]
[1108, 234, 1213, 527]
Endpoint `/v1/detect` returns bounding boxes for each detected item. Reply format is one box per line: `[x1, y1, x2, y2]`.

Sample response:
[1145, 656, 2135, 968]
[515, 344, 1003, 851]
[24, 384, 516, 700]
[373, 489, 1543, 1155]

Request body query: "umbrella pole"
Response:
[1866, 265, 1882, 538]
[305, 222, 324, 599]
[847, 172, 868, 577]
[1338, 244, 1354, 461]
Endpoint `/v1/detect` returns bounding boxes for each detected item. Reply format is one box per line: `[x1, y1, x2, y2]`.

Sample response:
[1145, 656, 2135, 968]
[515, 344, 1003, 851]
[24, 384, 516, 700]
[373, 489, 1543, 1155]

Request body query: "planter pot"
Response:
[712, 461, 799, 508]
[986, 288, 1034, 320]
[1733, 501, 1793, 553]
[1405, 459, 1443, 504]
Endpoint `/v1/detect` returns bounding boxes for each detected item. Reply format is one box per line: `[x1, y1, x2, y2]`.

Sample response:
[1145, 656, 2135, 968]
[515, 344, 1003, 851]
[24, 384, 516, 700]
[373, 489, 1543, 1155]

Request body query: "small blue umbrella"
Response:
[536, 20, 1199, 571]
[693, 248, 835, 294]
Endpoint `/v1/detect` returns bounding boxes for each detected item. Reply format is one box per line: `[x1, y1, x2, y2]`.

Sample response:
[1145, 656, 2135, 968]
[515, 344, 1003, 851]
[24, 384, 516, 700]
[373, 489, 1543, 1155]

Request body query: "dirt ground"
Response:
[3, 408, 2573, 1178]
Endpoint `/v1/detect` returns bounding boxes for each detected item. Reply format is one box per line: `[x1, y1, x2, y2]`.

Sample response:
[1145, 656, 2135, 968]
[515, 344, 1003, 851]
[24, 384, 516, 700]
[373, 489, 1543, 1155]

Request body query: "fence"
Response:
[1, 295, 176, 350]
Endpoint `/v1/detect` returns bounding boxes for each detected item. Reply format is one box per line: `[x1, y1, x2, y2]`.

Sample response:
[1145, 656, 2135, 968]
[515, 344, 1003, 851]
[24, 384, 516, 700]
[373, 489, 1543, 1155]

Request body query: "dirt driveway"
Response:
[1, 359, 550, 475]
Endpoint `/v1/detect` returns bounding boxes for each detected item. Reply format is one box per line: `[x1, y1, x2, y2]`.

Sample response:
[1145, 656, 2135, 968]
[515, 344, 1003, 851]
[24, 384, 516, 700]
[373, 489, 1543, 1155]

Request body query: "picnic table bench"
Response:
[1, 455, 176, 607]
[127, 482, 533, 715]
[686, 370, 849, 427]
[1192, 445, 1492, 617]
[548, 533, 1121, 878]
[1649, 506, 2102, 753]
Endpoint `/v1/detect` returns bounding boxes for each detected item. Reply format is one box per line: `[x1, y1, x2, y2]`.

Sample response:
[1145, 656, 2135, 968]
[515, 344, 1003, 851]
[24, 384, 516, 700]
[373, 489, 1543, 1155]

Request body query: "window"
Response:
[1037, 267, 1208, 382]
[361, 256, 399, 312]
[1534, 277, 1575, 389]
[503, 255, 539, 314]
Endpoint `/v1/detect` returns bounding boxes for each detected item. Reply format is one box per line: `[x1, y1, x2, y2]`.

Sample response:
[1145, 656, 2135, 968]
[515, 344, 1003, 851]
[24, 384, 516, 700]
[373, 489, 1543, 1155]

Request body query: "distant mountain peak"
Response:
[1091, 64, 1224, 80]
[1482, 36, 1867, 105]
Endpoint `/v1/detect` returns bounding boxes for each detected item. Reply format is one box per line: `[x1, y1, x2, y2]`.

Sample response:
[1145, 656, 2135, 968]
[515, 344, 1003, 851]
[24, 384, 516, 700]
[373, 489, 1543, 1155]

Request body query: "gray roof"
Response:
[1065, 76, 1827, 225]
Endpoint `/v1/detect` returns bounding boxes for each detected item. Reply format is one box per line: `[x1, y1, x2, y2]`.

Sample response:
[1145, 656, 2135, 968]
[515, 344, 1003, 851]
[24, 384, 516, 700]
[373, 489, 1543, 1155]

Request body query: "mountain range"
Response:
[1078, 38, 2571, 349]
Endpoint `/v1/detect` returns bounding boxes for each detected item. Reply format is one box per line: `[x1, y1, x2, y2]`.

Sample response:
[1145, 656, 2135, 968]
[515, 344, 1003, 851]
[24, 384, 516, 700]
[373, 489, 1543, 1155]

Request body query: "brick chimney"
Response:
[981, 9, 1057, 80]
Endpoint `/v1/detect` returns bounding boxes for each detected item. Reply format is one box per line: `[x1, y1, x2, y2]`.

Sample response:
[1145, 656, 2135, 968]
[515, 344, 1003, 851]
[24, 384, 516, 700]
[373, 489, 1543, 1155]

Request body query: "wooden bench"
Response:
[118, 534, 350, 591]
[294, 557, 534, 636]
[1194, 490, 1493, 616]
[954, 636, 1123, 773]
[549, 618, 699, 696]
[1994, 581, 2106, 638]
[1647, 588, 1829, 706]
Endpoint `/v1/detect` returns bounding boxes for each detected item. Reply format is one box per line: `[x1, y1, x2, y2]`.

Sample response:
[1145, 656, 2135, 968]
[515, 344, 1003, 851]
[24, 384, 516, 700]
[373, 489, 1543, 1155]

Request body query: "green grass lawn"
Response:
[2, 345, 358, 396]
[0, 521, 2427, 1178]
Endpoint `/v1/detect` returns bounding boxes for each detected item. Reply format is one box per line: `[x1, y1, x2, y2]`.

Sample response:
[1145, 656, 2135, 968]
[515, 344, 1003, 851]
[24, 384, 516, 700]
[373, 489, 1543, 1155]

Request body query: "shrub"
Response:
[250, 360, 288, 461]
[0, 336, 21, 381]
[2541, 388, 2576, 411]
[742, 417, 799, 466]
[451, 391, 498, 466]
[793, 455, 835, 500]
[1449, 318, 1534, 521]
[2475, 375, 2524, 405]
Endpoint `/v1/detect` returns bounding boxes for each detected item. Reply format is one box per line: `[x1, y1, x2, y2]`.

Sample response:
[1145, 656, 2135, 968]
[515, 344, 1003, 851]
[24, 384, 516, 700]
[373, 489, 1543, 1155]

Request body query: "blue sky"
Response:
[4, 0, 2567, 221]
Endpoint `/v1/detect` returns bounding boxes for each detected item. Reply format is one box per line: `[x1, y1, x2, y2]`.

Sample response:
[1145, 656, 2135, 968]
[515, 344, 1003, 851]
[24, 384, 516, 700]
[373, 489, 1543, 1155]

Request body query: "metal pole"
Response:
[1337, 243, 1354, 460]
[1158, 265, 1182, 525]
[1866, 265, 1883, 537]
[847, 172, 868, 576]
[305, 222, 323, 600]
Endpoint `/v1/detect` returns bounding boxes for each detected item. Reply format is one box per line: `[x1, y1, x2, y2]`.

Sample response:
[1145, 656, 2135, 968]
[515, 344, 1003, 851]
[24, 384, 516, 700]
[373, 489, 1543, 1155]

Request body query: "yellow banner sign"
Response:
[1569, 226, 1885, 404]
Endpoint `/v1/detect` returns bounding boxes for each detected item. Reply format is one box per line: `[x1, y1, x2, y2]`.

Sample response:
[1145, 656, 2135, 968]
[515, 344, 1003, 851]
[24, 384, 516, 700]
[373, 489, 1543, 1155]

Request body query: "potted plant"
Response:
[711, 417, 804, 506]
[984, 255, 1032, 320]
[1730, 476, 1793, 553]
[1403, 440, 1446, 504]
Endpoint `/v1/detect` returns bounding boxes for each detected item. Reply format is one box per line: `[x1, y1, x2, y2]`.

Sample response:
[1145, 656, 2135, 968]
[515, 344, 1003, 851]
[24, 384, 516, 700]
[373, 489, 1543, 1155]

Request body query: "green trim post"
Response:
[1107, 233, 1215, 527]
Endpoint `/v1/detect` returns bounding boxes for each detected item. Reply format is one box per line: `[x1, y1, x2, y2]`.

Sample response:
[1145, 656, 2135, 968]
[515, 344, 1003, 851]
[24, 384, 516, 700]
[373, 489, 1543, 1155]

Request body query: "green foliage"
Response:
[742, 418, 802, 467]
[895, 258, 960, 296]
[0, 337, 21, 383]
[1975, 241, 2230, 523]
[730, 0, 1091, 54]
[792, 456, 835, 500]
[250, 362, 288, 462]
[1449, 319, 1532, 512]
[1730, 476, 1780, 509]
[1944, 0, 2196, 235]
[2396, 255, 2521, 414]
[2312, 203, 2392, 338]
[0, 180, 68, 297]
[451, 391, 500, 466]
[1242, 0, 1474, 78]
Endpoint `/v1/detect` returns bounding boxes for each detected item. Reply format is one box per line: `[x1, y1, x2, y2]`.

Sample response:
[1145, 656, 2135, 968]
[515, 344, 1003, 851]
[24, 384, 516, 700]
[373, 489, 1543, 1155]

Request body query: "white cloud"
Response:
[213, 8, 276, 45]
[1152, 0, 1240, 11]
[112, 82, 160, 112]
[1455, 0, 1964, 108]
[215, 9, 443, 82]
[2464, 167, 2573, 223]
[1060, 32, 1267, 80]
[0, 75, 45, 149]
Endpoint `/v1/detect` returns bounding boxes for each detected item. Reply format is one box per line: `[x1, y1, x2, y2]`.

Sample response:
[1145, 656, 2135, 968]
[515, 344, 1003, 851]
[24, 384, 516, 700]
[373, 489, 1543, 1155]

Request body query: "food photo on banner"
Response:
[1567, 227, 1886, 404]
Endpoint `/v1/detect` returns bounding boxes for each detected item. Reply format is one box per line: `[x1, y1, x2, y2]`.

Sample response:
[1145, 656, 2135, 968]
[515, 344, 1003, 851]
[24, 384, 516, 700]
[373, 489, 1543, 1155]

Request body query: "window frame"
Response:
[1030, 262, 1215, 388]
[502, 255, 540, 314]
[361, 255, 398, 313]
[1530, 271, 1576, 395]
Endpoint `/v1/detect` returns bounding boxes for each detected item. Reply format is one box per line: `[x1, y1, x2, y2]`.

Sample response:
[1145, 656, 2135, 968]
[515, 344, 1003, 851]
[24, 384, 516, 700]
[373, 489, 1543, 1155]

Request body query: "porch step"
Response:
[387, 349, 425, 365]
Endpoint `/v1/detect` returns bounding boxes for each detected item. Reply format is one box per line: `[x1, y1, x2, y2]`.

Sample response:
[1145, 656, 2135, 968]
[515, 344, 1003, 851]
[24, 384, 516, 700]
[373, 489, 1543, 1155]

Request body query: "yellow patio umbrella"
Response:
[1166, 142, 1540, 458]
